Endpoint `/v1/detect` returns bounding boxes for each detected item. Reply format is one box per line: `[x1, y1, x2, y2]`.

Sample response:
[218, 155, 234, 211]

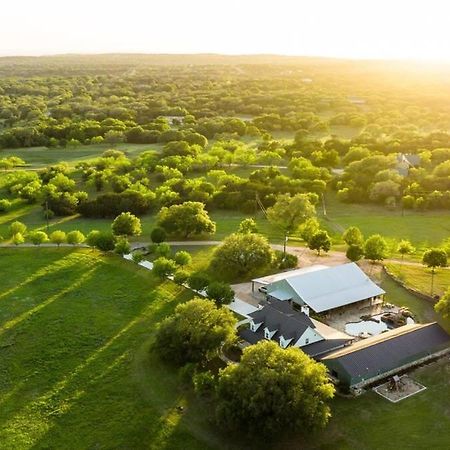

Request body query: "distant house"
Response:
[239, 300, 352, 358]
[322, 323, 450, 390]
[254, 263, 385, 315]
[396, 153, 421, 176]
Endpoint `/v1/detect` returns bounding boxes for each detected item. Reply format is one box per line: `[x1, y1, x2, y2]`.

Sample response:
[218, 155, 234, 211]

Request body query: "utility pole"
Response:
[321, 193, 327, 217]
[283, 232, 289, 258]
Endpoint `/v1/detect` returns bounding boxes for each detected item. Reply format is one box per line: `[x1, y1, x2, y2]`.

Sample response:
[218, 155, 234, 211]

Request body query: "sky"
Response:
[1, 0, 449, 61]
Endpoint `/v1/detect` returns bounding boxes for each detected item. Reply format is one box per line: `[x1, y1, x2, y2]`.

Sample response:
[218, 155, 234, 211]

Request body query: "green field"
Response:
[323, 192, 450, 253]
[386, 263, 450, 298]
[0, 143, 164, 168]
[1, 248, 450, 449]
[0, 248, 229, 449]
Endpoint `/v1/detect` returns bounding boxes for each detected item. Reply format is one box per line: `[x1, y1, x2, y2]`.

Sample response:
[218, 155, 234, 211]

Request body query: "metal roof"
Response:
[252, 265, 329, 285]
[280, 262, 385, 313]
[322, 323, 450, 379]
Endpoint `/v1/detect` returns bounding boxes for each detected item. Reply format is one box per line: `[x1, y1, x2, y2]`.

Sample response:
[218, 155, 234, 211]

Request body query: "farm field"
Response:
[0, 143, 163, 168]
[323, 192, 450, 253]
[1, 248, 450, 449]
[0, 248, 224, 449]
[386, 262, 450, 298]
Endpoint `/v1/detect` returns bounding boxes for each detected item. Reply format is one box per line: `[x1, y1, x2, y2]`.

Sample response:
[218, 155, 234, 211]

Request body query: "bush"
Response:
[193, 371, 216, 397]
[206, 282, 235, 305]
[66, 230, 85, 245]
[346, 244, 364, 262]
[86, 230, 116, 251]
[152, 257, 177, 278]
[150, 226, 167, 243]
[155, 242, 171, 258]
[173, 269, 190, 285]
[132, 251, 145, 263]
[0, 199, 12, 212]
[188, 272, 210, 291]
[174, 250, 192, 266]
[273, 250, 298, 269]
[114, 238, 131, 255]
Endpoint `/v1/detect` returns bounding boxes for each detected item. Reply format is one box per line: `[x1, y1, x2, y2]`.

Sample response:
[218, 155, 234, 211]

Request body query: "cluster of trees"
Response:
[153, 298, 335, 436]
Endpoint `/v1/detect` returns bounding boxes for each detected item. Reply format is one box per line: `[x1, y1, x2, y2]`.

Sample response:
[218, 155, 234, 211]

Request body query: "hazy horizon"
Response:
[1, 0, 449, 62]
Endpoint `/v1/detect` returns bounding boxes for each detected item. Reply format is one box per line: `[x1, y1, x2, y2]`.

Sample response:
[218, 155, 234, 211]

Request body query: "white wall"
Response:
[293, 327, 323, 347]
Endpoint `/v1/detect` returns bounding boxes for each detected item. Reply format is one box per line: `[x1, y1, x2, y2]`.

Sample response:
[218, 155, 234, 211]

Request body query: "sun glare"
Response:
[0, 0, 449, 61]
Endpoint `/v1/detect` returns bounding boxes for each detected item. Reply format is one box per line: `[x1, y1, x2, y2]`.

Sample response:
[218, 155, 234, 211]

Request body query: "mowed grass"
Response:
[0, 205, 286, 245]
[0, 248, 230, 450]
[386, 262, 450, 298]
[1, 248, 450, 449]
[295, 357, 450, 450]
[323, 192, 450, 253]
[0, 143, 163, 168]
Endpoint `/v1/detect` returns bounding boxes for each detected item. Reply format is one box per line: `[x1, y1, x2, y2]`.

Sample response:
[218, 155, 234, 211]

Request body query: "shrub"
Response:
[152, 257, 177, 278]
[206, 281, 235, 305]
[0, 199, 12, 212]
[155, 242, 172, 258]
[173, 269, 190, 285]
[174, 250, 192, 266]
[188, 272, 210, 291]
[114, 238, 131, 255]
[150, 226, 167, 243]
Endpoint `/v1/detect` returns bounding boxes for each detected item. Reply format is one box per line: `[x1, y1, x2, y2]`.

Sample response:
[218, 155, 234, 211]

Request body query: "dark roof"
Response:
[302, 339, 353, 359]
[249, 302, 314, 341]
[239, 327, 264, 345]
[323, 323, 450, 378]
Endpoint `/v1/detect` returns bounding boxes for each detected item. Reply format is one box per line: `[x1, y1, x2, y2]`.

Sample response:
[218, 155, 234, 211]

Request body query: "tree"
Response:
[9, 221, 27, 237]
[154, 298, 236, 365]
[211, 233, 273, 276]
[157, 202, 216, 238]
[435, 288, 450, 319]
[308, 230, 331, 255]
[342, 226, 364, 246]
[155, 242, 171, 258]
[173, 269, 190, 285]
[206, 282, 235, 305]
[86, 230, 116, 252]
[12, 233, 25, 245]
[346, 244, 364, 262]
[397, 240, 415, 263]
[364, 234, 388, 263]
[237, 218, 258, 234]
[28, 230, 49, 246]
[267, 193, 316, 254]
[152, 257, 178, 278]
[50, 230, 66, 247]
[422, 248, 448, 295]
[299, 217, 320, 244]
[150, 227, 167, 244]
[188, 272, 211, 291]
[111, 212, 142, 237]
[216, 341, 334, 435]
[114, 237, 131, 255]
[66, 230, 85, 245]
[174, 250, 192, 266]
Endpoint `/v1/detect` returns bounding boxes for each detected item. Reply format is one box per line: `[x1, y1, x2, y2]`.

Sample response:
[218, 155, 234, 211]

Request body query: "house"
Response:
[396, 153, 421, 176]
[322, 322, 450, 390]
[256, 263, 385, 315]
[239, 299, 353, 358]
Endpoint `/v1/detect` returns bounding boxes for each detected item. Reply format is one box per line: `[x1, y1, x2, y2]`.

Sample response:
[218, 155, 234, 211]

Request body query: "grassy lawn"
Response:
[1, 248, 450, 449]
[0, 248, 229, 449]
[296, 357, 450, 450]
[386, 263, 450, 298]
[0, 143, 163, 168]
[323, 192, 450, 254]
